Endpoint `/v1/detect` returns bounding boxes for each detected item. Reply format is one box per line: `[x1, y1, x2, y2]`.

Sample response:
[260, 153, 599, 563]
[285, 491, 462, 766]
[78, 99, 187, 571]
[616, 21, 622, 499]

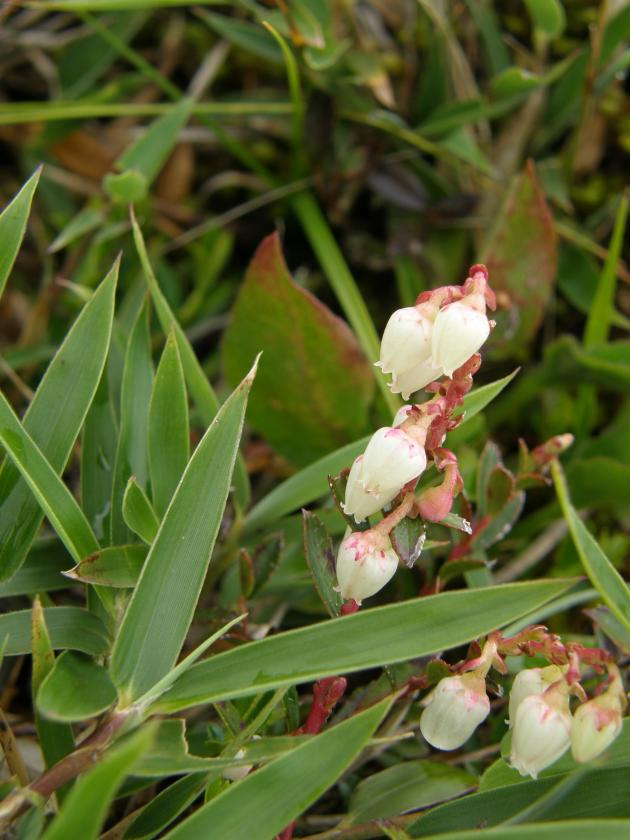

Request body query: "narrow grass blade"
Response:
[110, 359, 258, 703]
[0, 259, 118, 580]
[131, 210, 250, 508]
[551, 459, 630, 632]
[110, 300, 153, 544]
[0, 391, 99, 563]
[163, 699, 390, 840]
[156, 579, 575, 712]
[149, 330, 189, 517]
[0, 167, 41, 300]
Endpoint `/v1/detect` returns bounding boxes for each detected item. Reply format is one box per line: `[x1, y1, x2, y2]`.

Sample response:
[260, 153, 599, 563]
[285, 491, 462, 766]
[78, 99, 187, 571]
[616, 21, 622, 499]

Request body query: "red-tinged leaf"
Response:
[481, 160, 557, 358]
[222, 233, 374, 466]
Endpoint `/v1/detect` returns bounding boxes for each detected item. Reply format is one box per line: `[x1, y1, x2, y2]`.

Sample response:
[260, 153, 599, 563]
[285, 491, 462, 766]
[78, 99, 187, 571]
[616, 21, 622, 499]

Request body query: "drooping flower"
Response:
[571, 691, 624, 764]
[431, 296, 490, 377]
[509, 681, 572, 778]
[336, 530, 398, 603]
[389, 358, 443, 400]
[420, 673, 490, 751]
[507, 665, 566, 727]
[342, 455, 400, 523]
[377, 305, 435, 378]
[360, 427, 427, 495]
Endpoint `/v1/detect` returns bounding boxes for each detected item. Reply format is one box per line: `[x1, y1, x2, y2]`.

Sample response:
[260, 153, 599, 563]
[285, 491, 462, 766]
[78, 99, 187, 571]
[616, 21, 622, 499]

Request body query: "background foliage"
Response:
[1, 1, 629, 838]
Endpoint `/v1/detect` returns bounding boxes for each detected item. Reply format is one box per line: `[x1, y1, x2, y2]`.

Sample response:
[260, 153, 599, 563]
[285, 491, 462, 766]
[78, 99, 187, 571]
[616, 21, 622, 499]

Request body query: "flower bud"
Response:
[389, 359, 443, 400]
[222, 748, 252, 781]
[508, 665, 565, 727]
[342, 455, 399, 523]
[431, 297, 490, 377]
[416, 461, 462, 523]
[420, 673, 490, 751]
[571, 692, 623, 764]
[509, 683, 572, 778]
[377, 306, 434, 377]
[361, 427, 427, 495]
[336, 530, 398, 603]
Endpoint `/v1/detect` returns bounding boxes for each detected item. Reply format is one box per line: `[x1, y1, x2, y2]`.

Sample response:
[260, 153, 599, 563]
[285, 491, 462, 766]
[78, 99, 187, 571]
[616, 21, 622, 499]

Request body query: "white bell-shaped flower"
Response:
[509, 684, 572, 778]
[389, 359, 443, 400]
[420, 673, 490, 751]
[342, 455, 400, 523]
[508, 665, 565, 727]
[336, 530, 398, 603]
[361, 427, 427, 496]
[431, 297, 490, 377]
[571, 693, 623, 764]
[377, 306, 434, 377]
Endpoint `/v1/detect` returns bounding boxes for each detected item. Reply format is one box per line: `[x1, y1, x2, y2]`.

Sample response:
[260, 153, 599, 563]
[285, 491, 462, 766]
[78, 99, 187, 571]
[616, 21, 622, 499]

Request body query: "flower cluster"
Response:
[336, 265, 494, 604]
[418, 629, 626, 779]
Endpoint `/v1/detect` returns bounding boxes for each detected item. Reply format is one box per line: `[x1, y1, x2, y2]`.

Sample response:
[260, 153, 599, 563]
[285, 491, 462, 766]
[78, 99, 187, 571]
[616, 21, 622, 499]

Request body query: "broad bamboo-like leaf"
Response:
[222, 232, 373, 466]
[81, 370, 118, 542]
[0, 259, 118, 580]
[163, 699, 390, 840]
[131, 210, 250, 508]
[157, 579, 574, 712]
[552, 460, 630, 633]
[41, 725, 154, 840]
[110, 300, 153, 544]
[149, 330, 189, 517]
[122, 478, 159, 544]
[0, 167, 41, 300]
[0, 607, 109, 656]
[0, 392, 99, 563]
[110, 359, 258, 703]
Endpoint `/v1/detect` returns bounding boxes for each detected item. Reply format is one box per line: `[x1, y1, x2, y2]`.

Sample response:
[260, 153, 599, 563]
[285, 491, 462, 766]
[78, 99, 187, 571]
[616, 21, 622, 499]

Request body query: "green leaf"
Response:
[48, 206, 105, 253]
[199, 11, 282, 62]
[157, 579, 574, 712]
[125, 773, 207, 839]
[222, 233, 373, 466]
[103, 169, 147, 203]
[350, 760, 476, 823]
[110, 359, 258, 703]
[65, 544, 147, 587]
[41, 725, 154, 840]
[583, 194, 629, 348]
[122, 478, 159, 544]
[0, 391, 99, 564]
[31, 600, 75, 797]
[551, 460, 630, 633]
[114, 97, 193, 187]
[149, 330, 189, 516]
[162, 699, 389, 840]
[413, 823, 630, 840]
[303, 510, 343, 617]
[0, 607, 109, 656]
[0, 539, 71, 596]
[81, 371, 118, 541]
[523, 0, 566, 38]
[37, 651, 117, 722]
[244, 371, 518, 534]
[542, 335, 630, 391]
[481, 161, 557, 358]
[110, 300, 153, 543]
[131, 210, 250, 509]
[0, 167, 41, 300]
[490, 67, 543, 98]
[0, 259, 118, 581]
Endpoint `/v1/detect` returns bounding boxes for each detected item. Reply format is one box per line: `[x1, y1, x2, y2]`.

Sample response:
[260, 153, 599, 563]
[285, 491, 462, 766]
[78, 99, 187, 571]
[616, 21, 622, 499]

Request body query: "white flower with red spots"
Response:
[431, 295, 490, 377]
[420, 673, 490, 751]
[335, 530, 398, 603]
[509, 682, 572, 778]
